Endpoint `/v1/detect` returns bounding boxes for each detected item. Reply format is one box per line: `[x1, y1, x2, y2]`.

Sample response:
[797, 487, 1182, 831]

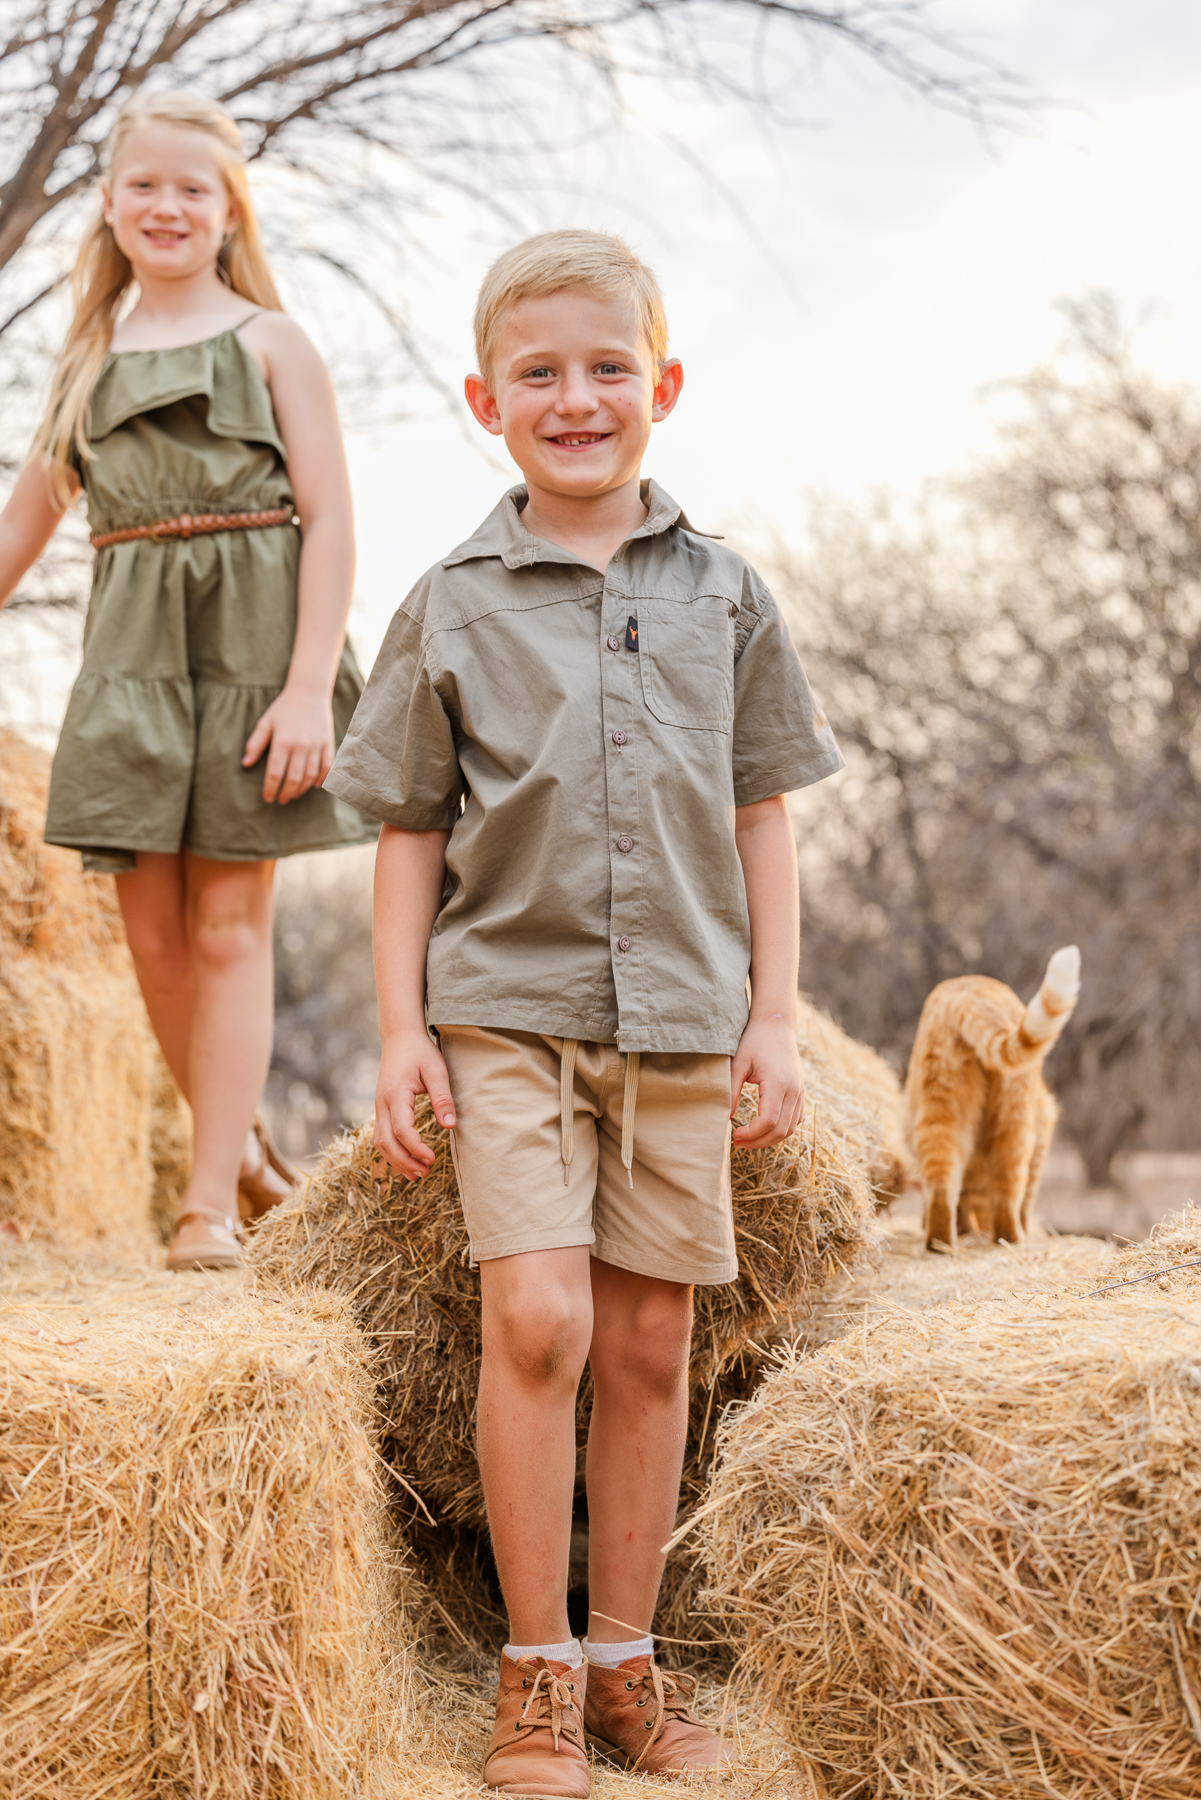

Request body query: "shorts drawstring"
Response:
[560, 1038, 579, 1185]
[558, 1041, 640, 1189]
[621, 1050, 640, 1189]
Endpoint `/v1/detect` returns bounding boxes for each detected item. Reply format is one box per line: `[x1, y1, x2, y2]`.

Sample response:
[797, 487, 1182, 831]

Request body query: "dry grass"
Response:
[801, 1210, 1114, 1352]
[0, 731, 184, 1248]
[796, 994, 913, 1210]
[695, 1204, 1201, 1799]
[0, 1239, 420, 1799]
[658, 1219, 1113, 1658]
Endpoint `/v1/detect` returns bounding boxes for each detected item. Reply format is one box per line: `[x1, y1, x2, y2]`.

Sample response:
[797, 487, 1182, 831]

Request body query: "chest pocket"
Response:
[636, 596, 736, 732]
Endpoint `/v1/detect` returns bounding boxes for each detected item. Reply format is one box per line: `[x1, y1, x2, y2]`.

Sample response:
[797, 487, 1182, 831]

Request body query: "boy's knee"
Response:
[599, 1285, 692, 1394]
[487, 1283, 589, 1387]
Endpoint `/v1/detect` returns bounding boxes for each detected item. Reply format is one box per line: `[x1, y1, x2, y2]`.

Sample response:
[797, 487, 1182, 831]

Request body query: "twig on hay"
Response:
[1086, 1258, 1201, 1296]
[588, 1610, 715, 1649]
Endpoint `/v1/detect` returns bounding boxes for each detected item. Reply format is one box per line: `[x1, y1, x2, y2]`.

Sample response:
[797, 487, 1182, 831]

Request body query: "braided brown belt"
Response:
[90, 506, 295, 550]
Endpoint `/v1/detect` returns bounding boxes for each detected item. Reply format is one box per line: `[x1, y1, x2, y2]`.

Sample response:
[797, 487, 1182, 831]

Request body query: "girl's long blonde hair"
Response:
[33, 89, 282, 493]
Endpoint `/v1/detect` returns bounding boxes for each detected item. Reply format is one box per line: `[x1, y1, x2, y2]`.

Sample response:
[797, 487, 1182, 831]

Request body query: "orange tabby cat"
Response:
[903, 946, 1081, 1253]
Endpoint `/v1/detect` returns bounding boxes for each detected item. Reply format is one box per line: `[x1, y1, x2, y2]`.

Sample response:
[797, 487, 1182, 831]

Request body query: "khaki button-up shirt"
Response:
[326, 481, 843, 1053]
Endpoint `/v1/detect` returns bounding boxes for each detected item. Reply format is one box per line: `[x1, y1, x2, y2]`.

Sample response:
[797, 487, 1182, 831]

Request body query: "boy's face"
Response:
[464, 289, 682, 502]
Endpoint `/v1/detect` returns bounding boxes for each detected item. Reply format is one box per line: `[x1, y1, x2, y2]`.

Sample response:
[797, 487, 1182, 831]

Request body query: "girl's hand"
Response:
[243, 686, 335, 804]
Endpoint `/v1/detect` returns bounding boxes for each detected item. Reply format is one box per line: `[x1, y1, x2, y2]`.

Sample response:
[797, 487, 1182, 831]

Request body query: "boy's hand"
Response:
[243, 685, 336, 805]
[730, 1016, 805, 1149]
[375, 1028, 457, 1180]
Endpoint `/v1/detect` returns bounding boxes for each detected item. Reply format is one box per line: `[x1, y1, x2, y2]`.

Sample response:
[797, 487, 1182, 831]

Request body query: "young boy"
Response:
[326, 229, 843, 1796]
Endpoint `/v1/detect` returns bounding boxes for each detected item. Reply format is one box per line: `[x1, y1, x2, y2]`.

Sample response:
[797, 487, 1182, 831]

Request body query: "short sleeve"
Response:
[324, 596, 464, 829]
[731, 573, 844, 806]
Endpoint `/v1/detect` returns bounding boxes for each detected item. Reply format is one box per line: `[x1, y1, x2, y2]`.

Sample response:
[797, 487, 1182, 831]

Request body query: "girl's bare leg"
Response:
[181, 854, 276, 1217]
[117, 852, 276, 1220]
[115, 852, 195, 1093]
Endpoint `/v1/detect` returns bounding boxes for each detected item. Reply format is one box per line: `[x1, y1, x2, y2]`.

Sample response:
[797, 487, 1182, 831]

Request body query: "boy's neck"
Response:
[518, 472, 648, 574]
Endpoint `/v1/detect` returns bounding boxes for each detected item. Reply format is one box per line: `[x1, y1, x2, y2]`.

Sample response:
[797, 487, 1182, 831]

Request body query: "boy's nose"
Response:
[555, 375, 600, 416]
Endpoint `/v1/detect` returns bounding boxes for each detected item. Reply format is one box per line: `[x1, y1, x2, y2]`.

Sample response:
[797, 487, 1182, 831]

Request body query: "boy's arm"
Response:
[731, 794, 806, 1148]
[373, 822, 458, 1179]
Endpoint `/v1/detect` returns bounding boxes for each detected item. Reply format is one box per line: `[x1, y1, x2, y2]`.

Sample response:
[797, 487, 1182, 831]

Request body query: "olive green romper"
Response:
[44, 322, 378, 872]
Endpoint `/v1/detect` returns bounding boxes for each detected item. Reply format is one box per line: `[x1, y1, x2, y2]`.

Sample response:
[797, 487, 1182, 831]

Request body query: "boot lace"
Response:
[626, 1660, 700, 1770]
[514, 1658, 580, 1753]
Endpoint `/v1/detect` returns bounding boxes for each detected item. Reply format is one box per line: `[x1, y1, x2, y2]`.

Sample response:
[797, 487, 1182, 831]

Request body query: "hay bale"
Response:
[0, 1254, 419, 1798]
[252, 1072, 877, 1534]
[802, 1209, 1114, 1352]
[695, 1204, 1201, 1798]
[796, 994, 913, 1209]
[0, 731, 183, 1246]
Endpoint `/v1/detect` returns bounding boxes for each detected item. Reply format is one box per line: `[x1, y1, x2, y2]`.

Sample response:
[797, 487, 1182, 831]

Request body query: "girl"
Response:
[0, 90, 377, 1270]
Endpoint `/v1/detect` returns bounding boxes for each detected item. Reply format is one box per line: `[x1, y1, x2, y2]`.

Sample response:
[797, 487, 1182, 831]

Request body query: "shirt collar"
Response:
[441, 478, 689, 571]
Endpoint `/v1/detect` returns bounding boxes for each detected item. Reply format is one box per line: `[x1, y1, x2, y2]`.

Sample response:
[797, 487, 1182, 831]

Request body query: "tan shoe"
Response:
[483, 1655, 589, 1797]
[166, 1208, 244, 1272]
[237, 1116, 295, 1225]
[584, 1654, 735, 1777]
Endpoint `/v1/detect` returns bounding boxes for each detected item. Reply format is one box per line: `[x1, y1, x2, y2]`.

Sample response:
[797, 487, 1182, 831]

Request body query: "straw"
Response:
[0, 730, 185, 1249]
[0, 1245, 421, 1799]
[693, 1203, 1201, 1797]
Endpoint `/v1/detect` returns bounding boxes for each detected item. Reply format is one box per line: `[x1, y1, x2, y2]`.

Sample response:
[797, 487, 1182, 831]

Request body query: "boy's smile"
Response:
[464, 288, 683, 566]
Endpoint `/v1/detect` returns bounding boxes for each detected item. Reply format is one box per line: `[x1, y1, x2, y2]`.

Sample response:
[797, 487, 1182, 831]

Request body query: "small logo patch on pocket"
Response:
[625, 616, 639, 652]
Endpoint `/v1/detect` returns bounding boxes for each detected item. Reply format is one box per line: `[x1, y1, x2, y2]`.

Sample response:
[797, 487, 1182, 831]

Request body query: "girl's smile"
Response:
[103, 122, 234, 283]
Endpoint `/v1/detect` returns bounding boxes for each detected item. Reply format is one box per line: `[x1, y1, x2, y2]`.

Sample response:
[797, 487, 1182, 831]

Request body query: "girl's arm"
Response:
[0, 461, 75, 608]
[240, 314, 356, 805]
[373, 823, 458, 1180]
[731, 793, 806, 1147]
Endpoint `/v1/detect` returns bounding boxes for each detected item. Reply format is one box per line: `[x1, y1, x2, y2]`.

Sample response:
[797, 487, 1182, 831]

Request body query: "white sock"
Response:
[583, 1634, 654, 1667]
[504, 1638, 584, 1669]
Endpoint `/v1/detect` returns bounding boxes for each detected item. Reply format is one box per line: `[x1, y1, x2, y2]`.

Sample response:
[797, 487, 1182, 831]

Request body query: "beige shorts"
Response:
[435, 1025, 738, 1286]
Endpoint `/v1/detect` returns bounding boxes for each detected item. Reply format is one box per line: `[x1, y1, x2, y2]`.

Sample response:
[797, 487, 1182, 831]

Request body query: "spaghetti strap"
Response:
[231, 308, 262, 332]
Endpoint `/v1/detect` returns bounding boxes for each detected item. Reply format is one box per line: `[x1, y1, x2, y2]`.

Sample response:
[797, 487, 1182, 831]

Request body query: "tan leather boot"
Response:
[483, 1654, 590, 1798]
[584, 1653, 735, 1777]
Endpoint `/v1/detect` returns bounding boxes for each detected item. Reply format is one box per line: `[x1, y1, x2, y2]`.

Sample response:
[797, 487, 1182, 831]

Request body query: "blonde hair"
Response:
[473, 229, 668, 387]
[33, 89, 282, 493]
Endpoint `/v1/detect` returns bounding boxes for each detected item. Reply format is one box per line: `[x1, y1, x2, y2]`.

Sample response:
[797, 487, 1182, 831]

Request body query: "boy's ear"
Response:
[651, 358, 684, 424]
[464, 373, 504, 437]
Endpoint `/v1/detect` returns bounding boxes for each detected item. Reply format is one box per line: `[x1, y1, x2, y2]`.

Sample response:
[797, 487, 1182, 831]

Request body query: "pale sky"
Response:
[4, 0, 1201, 731]
[342, 0, 1201, 664]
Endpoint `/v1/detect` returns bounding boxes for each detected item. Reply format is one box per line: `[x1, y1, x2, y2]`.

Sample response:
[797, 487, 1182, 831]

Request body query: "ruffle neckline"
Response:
[88, 327, 286, 461]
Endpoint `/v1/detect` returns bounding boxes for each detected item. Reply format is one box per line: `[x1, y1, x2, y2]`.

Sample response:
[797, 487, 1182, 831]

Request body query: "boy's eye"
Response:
[525, 366, 554, 379]
[597, 362, 623, 375]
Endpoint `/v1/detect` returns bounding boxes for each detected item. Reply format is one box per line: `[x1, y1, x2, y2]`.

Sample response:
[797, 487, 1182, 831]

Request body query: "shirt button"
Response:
[606, 634, 621, 652]
[616, 835, 633, 854]
[617, 935, 632, 954]
[611, 729, 627, 746]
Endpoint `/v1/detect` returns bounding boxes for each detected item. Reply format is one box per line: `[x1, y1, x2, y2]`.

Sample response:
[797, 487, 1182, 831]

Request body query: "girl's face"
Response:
[103, 123, 235, 283]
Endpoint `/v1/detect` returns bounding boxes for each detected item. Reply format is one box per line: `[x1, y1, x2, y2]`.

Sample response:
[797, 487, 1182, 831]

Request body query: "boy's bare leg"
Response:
[585, 1261, 693, 1642]
[478, 1245, 595, 1644]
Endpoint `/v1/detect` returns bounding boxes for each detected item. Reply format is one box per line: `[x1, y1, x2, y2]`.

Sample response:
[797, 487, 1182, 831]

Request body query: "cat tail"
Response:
[1020, 945, 1082, 1047]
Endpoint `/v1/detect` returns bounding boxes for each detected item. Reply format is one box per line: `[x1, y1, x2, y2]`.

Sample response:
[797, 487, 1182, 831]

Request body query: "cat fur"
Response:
[903, 946, 1081, 1253]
